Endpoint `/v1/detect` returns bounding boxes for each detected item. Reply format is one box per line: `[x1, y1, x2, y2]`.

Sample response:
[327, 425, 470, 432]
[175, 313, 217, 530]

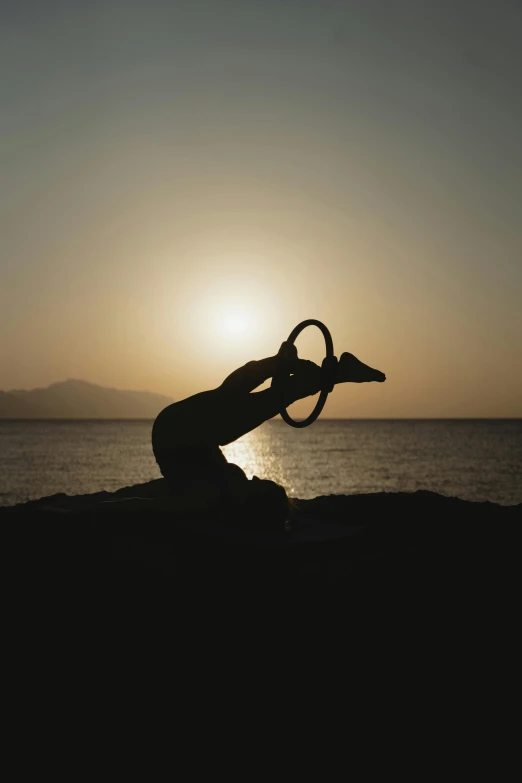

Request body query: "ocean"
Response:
[1, 419, 521, 507]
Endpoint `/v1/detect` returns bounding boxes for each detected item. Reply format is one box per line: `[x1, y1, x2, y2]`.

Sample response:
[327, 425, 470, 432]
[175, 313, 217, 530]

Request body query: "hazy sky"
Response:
[1, 0, 521, 417]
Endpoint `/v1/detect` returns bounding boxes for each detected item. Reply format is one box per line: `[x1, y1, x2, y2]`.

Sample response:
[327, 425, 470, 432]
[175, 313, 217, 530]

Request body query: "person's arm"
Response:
[219, 342, 298, 394]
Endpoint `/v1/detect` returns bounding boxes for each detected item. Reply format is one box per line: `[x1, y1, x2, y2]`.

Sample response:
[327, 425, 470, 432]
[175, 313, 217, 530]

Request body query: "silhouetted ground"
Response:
[2, 480, 519, 630]
[3, 482, 518, 731]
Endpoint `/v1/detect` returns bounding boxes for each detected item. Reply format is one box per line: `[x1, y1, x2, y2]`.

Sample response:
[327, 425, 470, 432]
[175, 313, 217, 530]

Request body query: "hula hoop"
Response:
[272, 319, 335, 428]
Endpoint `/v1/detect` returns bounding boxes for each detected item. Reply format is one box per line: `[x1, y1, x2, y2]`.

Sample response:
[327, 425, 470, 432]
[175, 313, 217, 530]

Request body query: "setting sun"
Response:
[221, 312, 250, 336]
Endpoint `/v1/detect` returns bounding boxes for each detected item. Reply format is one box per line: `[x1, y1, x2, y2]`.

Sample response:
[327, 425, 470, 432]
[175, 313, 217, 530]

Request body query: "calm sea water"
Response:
[0, 420, 521, 507]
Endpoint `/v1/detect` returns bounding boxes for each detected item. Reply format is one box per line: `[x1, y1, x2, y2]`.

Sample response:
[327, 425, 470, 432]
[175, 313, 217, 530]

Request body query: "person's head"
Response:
[187, 462, 292, 530]
[244, 476, 291, 530]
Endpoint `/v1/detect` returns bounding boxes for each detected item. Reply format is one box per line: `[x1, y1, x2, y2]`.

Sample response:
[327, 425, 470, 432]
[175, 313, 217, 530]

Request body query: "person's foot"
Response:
[335, 352, 386, 383]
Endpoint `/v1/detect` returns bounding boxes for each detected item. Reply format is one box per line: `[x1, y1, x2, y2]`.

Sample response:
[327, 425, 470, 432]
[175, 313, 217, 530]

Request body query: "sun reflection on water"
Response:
[221, 428, 296, 495]
[1, 420, 521, 506]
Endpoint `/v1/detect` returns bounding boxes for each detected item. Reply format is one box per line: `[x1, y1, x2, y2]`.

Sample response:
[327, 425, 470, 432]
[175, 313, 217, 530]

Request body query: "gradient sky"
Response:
[1, 0, 521, 417]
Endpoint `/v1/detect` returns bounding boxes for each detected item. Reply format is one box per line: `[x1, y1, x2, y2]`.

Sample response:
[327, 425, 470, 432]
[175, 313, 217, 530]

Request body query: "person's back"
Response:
[152, 390, 227, 483]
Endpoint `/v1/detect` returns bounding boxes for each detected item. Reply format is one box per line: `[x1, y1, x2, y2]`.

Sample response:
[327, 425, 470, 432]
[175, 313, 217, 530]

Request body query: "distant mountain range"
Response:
[0, 380, 174, 419]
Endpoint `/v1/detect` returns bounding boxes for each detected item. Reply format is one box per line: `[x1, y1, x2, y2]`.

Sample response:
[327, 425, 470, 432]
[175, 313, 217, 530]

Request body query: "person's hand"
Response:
[292, 359, 323, 398]
[276, 341, 298, 372]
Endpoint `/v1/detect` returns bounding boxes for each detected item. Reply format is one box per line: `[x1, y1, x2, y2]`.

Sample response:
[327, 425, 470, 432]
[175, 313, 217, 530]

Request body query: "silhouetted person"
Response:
[152, 343, 385, 528]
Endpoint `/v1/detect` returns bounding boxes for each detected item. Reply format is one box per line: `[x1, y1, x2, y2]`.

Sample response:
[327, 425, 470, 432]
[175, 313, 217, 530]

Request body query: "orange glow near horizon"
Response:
[1, 2, 521, 418]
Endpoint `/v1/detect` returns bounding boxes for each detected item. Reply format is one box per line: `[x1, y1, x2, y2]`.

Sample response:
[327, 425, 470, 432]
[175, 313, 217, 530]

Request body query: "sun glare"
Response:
[222, 312, 250, 336]
[187, 278, 284, 356]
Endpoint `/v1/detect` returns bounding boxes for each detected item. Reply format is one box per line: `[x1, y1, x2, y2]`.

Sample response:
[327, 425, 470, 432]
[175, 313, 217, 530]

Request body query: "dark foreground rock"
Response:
[2, 481, 519, 620]
[4, 484, 518, 718]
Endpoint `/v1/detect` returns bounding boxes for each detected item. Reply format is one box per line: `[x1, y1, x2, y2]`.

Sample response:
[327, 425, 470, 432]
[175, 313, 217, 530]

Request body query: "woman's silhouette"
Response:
[152, 342, 385, 527]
